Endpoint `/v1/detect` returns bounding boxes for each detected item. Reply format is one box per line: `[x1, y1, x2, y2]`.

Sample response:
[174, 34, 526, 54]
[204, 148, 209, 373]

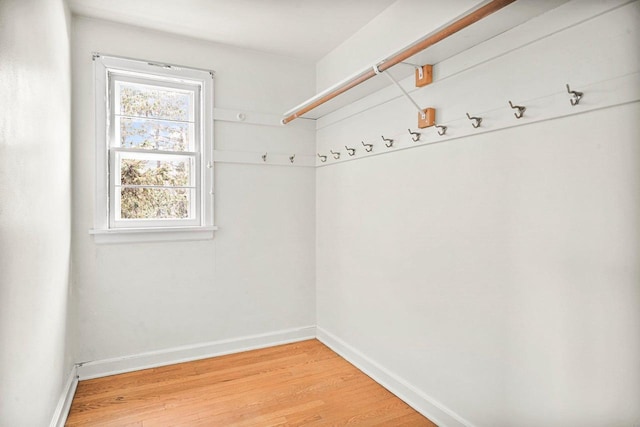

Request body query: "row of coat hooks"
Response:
[316, 83, 584, 163]
[261, 153, 297, 163]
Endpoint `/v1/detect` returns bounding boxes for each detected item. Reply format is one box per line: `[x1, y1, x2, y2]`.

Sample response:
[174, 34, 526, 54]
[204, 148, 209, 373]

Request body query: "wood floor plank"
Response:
[66, 339, 436, 426]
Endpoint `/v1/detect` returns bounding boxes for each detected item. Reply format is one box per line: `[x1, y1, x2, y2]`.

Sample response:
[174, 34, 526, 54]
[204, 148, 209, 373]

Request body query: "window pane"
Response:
[118, 117, 194, 151]
[120, 188, 193, 219]
[119, 156, 192, 187]
[117, 82, 193, 121]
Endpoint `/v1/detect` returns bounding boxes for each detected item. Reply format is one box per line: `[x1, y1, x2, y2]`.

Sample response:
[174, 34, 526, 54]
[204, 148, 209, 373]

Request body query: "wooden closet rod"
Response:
[282, 0, 516, 125]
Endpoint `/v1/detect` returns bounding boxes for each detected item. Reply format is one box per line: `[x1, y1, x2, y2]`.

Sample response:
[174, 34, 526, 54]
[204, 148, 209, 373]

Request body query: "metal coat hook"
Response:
[261, 153, 267, 162]
[345, 145, 356, 156]
[566, 84, 583, 106]
[289, 154, 295, 163]
[381, 135, 394, 148]
[408, 128, 421, 142]
[508, 100, 526, 119]
[330, 149, 340, 160]
[361, 141, 373, 152]
[435, 124, 447, 136]
[466, 113, 482, 128]
[317, 153, 327, 163]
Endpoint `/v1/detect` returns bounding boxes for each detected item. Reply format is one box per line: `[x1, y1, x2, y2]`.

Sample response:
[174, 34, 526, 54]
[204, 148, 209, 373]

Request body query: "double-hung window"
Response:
[92, 55, 215, 242]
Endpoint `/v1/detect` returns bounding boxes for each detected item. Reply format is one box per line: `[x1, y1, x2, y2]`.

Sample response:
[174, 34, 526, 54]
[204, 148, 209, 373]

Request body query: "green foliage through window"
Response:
[115, 81, 196, 221]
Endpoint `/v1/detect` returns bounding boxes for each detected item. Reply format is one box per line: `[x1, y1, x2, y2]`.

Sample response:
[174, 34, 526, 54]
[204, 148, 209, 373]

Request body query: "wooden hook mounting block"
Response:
[415, 65, 433, 87]
[418, 108, 436, 128]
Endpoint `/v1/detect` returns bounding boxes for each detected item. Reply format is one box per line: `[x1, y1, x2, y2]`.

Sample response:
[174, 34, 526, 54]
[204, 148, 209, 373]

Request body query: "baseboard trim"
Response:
[77, 325, 316, 380]
[49, 364, 78, 427]
[316, 327, 475, 427]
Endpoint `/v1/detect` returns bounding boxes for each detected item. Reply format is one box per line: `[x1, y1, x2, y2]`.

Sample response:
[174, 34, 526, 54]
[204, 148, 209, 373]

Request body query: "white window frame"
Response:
[91, 54, 216, 243]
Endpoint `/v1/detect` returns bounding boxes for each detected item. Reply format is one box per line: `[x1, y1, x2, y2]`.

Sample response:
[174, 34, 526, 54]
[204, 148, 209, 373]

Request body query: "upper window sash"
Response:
[108, 74, 201, 151]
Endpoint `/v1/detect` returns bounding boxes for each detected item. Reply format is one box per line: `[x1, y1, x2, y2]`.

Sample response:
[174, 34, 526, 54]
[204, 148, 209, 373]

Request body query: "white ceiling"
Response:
[67, 0, 397, 62]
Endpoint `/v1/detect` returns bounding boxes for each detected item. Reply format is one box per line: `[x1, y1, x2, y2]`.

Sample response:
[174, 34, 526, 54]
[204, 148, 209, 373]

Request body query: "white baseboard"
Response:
[49, 364, 78, 427]
[77, 326, 316, 380]
[316, 327, 475, 427]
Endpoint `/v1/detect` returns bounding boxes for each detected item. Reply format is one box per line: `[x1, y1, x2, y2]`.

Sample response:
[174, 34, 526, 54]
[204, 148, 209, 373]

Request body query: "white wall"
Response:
[316, 1, 640, 426]
[0, 0, 73, 425]
[71, 17, 316, 364]
[315, 0, 482, 91]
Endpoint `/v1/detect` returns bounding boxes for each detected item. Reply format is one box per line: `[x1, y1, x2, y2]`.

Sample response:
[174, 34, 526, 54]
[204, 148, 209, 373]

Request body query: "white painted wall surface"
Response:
[316, 1, 640, 426]
[0, 0, 73, 425]
[71, 17, 316, 363]
[315, 0, 482, 91]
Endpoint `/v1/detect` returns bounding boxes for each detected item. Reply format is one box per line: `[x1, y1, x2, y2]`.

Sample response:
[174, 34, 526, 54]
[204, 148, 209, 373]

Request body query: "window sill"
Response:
[89, 226, 218, 244]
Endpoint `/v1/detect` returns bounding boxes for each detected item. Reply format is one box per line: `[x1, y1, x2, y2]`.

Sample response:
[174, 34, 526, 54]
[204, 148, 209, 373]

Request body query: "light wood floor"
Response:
[66, 339, 436, 426]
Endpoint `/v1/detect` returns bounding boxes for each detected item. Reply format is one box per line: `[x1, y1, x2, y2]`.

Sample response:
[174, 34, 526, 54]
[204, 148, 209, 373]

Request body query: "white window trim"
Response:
[91, 54, 216, 243]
